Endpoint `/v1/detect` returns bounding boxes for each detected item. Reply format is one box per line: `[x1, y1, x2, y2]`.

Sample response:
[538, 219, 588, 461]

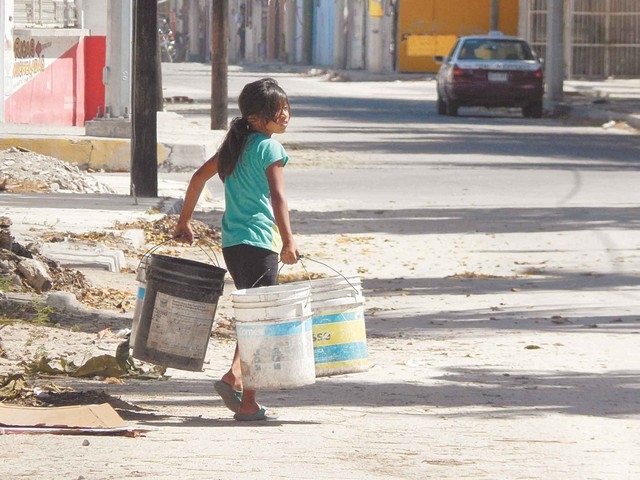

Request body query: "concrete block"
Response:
[46, 291, 82, 312]
[85, 119, 132, 138]
[120, 229, 147, 250]
[41, 243, 126, 272]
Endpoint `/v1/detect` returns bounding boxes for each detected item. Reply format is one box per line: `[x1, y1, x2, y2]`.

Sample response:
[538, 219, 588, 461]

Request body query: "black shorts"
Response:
[222, 244, 278, 290]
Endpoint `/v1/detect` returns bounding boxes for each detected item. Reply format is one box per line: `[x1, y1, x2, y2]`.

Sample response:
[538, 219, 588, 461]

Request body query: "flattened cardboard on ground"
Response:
[0, 426, 144, 436]
[0, 402, 125, 429]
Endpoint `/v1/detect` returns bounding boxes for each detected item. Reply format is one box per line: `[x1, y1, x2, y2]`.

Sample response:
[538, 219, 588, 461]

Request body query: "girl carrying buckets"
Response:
[174, 78, 299, 421]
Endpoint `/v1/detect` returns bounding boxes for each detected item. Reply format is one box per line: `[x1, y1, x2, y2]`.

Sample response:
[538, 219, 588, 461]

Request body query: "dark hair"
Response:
[217, 78, 290, 180]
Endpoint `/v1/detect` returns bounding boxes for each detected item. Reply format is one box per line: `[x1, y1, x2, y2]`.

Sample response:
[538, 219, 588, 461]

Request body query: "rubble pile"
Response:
[0, 147, 114, 194]
[0, 221, 91, 295]
[1, 216, 135, 312]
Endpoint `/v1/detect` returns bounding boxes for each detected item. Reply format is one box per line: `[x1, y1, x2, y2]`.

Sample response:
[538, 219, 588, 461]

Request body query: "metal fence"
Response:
[14, 0, 78, 29]
[523, 0, 640, 79]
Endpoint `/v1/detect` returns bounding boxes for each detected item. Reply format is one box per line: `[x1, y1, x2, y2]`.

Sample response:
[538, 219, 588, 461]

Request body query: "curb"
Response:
[569, 105, 640, 130]
[544, 99, 640, 130]
[0, 134, 216, 173]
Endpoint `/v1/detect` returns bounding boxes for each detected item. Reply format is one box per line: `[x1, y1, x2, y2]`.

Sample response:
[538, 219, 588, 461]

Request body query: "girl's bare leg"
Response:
[220, 343, 260, 414]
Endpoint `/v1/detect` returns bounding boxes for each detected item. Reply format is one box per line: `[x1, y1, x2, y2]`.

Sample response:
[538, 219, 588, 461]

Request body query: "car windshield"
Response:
[458, 39, 535, 61]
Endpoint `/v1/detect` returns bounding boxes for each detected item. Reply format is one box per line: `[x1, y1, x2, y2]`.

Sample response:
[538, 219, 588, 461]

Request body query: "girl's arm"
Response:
[174, 153, 220, 243]
[266, 160, 299, 264]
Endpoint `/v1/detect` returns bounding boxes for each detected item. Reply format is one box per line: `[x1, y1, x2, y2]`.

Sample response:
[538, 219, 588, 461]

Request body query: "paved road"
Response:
[162, 63, 640, 217]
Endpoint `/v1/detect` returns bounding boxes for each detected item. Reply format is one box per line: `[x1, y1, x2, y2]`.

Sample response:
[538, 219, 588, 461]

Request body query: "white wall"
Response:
[76, 0, 107, 35]
[0, 0, 14, 121]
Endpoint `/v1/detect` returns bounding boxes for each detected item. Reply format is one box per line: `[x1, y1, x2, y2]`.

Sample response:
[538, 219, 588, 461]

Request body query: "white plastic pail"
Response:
[293, 276, 369, 377]
[232, 284, 315, 390]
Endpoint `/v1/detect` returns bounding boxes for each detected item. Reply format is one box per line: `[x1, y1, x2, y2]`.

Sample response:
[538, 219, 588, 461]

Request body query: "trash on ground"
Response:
[0, 402, 147, 437]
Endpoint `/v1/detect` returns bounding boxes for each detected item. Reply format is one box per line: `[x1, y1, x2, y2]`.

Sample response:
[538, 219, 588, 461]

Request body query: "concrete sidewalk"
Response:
[559, 78, 640, 128]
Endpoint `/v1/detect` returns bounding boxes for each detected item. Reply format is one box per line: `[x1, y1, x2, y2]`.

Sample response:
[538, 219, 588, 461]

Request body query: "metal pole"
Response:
[302, 0, 313, 64]
[105, 0, 132, 119]
[545, 0, 564, 105]
[211, 0, 228, 130]
[565, 0, 574, 80]
[490, 0, 500, 31]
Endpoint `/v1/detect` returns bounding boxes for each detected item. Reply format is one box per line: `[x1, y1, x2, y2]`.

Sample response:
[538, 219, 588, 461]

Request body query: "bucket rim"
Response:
[232, 283, 311, 297]
[149, 253, 227, 274]
[312, 294, 365, 310]
[235, 313, 313, 325]
[290, 276, 361, 294]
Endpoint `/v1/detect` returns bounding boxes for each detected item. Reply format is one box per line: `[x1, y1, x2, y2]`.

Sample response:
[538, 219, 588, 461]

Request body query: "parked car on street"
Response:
[435, 32, 544, 118]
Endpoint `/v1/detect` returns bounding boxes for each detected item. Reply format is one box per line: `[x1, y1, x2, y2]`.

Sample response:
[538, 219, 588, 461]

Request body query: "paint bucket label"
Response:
[132, 254, 226, 372]
[236, 316, 316, 390]
[312, 304, 369, 377]
[146, 291, 219, 358]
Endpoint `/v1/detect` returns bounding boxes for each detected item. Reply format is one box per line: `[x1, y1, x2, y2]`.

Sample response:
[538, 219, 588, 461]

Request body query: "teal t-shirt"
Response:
[221, 132, 288, 252]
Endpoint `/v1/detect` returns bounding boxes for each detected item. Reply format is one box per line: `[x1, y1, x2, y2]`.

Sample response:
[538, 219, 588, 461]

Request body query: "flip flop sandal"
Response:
[214, 380, 242, 413]
[233, 406, 279, 422]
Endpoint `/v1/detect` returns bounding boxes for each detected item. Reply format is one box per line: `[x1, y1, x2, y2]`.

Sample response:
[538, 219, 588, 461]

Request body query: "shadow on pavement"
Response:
[84, 370, 640, 421]
[286, 207, 640, 236]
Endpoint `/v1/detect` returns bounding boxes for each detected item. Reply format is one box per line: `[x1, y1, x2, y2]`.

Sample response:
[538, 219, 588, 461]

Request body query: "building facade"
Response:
[2, 0, 638, 126]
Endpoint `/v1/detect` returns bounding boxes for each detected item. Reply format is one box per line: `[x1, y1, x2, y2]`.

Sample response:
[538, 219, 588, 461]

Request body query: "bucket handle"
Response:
[249, 260, 313, 290]
[250, 255, 359, 295]
[137, 237, 221, 271]
[297, 255, 361, 295]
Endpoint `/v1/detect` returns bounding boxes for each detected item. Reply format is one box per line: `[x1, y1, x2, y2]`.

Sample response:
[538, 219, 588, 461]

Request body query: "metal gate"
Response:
[13, 0, 78, 28]
[523, 0, 640, 79]
[312, 0, 336, 66]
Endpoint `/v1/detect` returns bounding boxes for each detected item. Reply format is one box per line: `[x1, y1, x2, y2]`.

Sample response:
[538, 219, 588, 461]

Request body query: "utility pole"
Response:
[545, 0, 564, 106]
[211, 0, 228, 130]
[490, 0, 500, 31]
[302, 0, 313, 64]
[104, 0, 132, 119]
[131, 0, 158, 198]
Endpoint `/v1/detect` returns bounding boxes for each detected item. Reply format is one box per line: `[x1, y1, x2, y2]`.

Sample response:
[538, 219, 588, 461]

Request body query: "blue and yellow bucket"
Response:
[308, 276, 369, 377]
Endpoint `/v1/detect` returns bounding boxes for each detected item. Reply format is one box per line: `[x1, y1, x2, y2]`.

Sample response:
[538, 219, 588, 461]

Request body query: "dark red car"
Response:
[435, 32, 544, 118]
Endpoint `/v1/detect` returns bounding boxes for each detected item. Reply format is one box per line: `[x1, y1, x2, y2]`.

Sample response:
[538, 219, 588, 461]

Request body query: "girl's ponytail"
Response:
[217, 116, 250, 181]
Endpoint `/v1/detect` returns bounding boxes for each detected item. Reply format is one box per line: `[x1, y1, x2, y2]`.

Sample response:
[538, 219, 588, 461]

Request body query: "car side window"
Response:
[447, 41, 462, 62]
[459, 46, 476, 59]
[459, 40, 481, 59]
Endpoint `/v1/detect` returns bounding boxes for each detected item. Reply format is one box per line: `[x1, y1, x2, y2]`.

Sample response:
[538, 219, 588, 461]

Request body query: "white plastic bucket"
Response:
[231, 283, 311, 307]
[312, 291, 368, 377]
[292, 276, 369, 377]
[233, 299, 312, 322]
[232, 284, 315, 390]
[305, 275, 361, 296]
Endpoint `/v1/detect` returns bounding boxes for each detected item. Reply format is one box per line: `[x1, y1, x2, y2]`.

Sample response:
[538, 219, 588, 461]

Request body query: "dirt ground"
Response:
[2, 149, 640, 479]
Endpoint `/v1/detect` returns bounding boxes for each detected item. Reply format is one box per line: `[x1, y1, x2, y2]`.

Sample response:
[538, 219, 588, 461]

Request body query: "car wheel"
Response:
[446, 99, 459, 116]
[437, 93, 446, 115]
[523, 101, 543, 118]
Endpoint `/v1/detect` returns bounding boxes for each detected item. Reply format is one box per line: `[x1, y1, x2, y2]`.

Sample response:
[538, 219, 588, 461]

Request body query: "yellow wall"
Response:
[397, 0, 519, 73]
